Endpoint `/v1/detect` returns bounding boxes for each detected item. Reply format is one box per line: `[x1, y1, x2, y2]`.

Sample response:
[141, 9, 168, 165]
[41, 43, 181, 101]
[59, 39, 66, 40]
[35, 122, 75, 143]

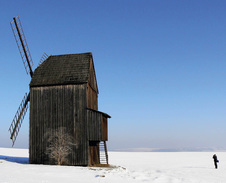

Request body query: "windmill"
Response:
[8, 16, 47, 146]
[8, 16, 111, 166]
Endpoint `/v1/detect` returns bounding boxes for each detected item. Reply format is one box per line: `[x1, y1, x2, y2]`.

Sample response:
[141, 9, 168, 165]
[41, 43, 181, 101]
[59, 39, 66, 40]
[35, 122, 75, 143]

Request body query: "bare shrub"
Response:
[45, 127, 75, 165]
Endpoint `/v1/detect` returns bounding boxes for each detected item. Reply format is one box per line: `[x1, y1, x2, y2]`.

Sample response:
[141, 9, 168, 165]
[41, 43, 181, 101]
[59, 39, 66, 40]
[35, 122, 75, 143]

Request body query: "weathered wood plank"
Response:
[87, 109, 103, 141]
[30, 84, 88, 166]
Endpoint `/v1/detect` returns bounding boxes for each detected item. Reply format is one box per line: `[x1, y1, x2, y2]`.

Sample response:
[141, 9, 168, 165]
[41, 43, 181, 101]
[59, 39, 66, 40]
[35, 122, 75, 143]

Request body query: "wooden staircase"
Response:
[99, 141, 108, 165]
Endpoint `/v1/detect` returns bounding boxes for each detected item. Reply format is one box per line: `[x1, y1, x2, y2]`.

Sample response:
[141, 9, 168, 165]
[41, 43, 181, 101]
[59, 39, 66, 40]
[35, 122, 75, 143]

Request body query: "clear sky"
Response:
[1, 0, 226, 151]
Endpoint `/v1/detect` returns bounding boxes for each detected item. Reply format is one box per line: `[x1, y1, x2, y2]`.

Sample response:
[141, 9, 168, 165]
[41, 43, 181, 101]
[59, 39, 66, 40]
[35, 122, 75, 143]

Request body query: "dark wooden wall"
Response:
[87, 85, 98, 110]
[29, 84, 88, 166]
[87, 58, 98, 110]
[87, 109, 103, 141]
[87, 109, 108, 141]
[102, 117, 108, 141]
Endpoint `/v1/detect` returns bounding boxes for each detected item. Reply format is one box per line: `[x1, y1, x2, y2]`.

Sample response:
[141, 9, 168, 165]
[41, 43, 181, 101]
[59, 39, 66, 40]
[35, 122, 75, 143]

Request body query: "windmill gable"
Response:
[88, 58, 98, 93]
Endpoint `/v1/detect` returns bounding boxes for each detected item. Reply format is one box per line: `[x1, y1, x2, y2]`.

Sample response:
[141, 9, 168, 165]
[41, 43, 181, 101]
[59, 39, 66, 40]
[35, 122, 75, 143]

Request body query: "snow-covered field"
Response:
[0, 148, 226, 183]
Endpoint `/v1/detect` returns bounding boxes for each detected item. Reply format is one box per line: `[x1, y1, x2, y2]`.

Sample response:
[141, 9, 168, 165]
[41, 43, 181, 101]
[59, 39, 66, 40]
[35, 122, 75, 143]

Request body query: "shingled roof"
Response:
[30, 52, 92, 87]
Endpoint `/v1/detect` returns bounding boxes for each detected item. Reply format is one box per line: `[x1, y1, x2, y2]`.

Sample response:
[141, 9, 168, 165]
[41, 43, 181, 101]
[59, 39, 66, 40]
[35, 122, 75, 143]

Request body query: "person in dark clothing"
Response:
[213, 154, 219, 169]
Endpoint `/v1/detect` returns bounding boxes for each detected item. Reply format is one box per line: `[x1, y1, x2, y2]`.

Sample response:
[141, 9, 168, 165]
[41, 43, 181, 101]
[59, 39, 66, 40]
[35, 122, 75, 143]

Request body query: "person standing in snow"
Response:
[213, 154, 219, 169]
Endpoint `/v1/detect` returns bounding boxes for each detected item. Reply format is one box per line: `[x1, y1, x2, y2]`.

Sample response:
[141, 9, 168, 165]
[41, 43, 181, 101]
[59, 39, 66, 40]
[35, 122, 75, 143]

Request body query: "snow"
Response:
[0, 148, 226, 183]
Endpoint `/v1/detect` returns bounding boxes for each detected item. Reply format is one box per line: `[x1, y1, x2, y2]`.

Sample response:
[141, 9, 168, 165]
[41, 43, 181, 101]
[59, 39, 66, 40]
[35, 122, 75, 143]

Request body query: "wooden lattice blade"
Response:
[9, 93, 30, 146]
[10, 16, 33, 77]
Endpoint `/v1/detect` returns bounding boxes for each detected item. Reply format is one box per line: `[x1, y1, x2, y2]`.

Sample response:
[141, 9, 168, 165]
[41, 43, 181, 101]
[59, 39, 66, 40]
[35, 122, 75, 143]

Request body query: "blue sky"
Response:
[1, 0, 226, 151]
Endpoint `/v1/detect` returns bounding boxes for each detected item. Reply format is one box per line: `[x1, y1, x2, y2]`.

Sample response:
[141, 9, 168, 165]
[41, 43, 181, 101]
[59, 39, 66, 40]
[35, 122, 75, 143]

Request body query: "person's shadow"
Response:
[0, 155, 28, 164]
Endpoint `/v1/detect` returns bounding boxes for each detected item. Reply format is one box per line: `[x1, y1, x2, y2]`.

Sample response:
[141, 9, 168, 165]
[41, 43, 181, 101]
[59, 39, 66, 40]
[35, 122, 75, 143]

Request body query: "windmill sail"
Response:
[10, 16, 34, 77]
[9, 16, 34, 146]
[38, 52, 48, 66]
[9, 93, 30, 146]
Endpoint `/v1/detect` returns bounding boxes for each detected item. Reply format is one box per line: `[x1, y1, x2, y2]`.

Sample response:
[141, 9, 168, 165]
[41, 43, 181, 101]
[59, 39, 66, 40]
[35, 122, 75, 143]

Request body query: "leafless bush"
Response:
[45, 127, 75, 165]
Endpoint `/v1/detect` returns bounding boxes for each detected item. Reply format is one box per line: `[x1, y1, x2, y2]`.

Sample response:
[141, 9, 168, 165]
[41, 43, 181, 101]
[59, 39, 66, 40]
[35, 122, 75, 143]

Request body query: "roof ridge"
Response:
[50, 52, 92, 57]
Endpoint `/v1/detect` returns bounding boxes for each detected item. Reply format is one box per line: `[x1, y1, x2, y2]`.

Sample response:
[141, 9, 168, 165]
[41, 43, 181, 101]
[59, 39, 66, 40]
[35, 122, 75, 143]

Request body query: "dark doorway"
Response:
[89, 141, 100, 166]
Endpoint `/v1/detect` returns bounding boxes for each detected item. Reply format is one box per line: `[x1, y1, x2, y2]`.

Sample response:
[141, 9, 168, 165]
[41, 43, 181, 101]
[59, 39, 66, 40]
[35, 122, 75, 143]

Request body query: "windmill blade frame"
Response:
[10, 15, 34, 77]
[9, 93, 30, 146]
[9, 15, 34, 146]
[38, 52, 49, 66]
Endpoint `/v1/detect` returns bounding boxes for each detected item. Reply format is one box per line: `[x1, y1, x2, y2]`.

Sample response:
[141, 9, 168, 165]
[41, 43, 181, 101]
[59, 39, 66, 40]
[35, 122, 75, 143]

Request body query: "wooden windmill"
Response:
[9, 16, 111, 166]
